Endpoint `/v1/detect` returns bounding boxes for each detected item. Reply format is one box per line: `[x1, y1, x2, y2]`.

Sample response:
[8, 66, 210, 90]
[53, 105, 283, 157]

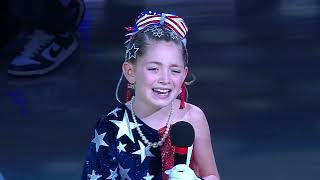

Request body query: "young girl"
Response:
[82, 11, 220, 180]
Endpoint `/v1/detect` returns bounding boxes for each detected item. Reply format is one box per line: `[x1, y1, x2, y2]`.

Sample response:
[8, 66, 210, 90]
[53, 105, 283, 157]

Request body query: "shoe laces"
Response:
[20, 30, 54, 58]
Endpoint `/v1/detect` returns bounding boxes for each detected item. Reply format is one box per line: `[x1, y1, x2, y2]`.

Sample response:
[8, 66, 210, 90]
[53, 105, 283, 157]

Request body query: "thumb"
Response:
[165, 169, 171, 175]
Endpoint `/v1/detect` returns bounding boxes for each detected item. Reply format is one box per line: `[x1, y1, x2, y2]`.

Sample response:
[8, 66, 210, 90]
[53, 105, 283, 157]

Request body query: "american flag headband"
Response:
[124, 11, 188, 46]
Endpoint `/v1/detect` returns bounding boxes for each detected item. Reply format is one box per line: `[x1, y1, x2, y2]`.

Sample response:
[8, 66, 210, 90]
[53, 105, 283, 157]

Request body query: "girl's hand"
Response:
[165, 164, 201, 180]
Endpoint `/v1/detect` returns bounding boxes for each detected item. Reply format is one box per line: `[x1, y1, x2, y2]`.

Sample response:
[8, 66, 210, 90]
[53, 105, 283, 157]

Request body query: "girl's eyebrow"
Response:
[146, 61, 183, 68]
[170, 64, 183, 68]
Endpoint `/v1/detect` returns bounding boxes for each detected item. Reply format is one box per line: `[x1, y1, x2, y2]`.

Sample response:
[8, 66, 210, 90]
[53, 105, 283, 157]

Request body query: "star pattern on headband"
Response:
[143, 25, 158, 33]
[143, 25, 165, 38]
[152, 28, 164, 38]
[127, 44, 139, 60]
[169, 31, 179, 40]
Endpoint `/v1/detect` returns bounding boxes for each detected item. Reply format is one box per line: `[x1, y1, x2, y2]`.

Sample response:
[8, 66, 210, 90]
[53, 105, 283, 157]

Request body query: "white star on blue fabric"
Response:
[117, 141, 127, 153]
[110, 110, 142, 143]
[143, 172, 154, 180]
[108, 107, 121, 117]
[91, 130, 108, 152]
[132, 140, 155, 163]
[106, 167, 118, 180]
[119, 164, 131, 180]
[88, 170, 102, 180]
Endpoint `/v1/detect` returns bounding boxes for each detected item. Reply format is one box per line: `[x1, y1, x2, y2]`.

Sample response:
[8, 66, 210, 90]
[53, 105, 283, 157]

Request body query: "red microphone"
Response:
[170, 121, 195, 165]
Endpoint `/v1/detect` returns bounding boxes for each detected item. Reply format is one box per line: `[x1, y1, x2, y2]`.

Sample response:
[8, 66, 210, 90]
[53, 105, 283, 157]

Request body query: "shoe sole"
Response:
[7, 34, 79, 76]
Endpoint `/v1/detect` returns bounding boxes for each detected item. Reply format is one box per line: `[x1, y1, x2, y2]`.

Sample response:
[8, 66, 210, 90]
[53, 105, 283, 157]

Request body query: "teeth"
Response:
[153, 88, 169, 93]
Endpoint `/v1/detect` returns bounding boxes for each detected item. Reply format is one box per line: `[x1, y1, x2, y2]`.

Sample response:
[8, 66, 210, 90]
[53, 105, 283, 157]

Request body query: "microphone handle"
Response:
[174, 153, 188, 165]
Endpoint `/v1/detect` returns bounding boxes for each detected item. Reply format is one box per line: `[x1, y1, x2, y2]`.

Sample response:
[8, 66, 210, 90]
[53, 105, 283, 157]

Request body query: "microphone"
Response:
[170, 121, 195, 165]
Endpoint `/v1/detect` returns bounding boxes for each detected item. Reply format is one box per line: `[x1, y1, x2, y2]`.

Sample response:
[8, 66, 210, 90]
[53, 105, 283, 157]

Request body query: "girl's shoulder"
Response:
[182, 103, 212, 142]
[186, 103, 205, 117]
[185, 103, 207, 125]
[174, 100, 207, 127]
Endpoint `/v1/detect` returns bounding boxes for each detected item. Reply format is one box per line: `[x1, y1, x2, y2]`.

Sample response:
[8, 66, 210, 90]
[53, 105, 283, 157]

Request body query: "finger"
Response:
[165, 170, 171, 175]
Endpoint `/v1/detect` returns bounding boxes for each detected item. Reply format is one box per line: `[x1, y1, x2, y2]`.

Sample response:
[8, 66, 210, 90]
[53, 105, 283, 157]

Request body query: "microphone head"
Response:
[170, 121, 195, 147]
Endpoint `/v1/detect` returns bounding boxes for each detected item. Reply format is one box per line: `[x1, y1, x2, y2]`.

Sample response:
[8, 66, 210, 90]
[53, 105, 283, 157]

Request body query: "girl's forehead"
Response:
[139, 41, 184, 66]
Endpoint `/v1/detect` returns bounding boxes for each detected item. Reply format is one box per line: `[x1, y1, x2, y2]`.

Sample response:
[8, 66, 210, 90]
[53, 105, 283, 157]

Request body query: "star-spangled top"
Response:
[82, 104, 197, 180]
[82, 104, 165, 179]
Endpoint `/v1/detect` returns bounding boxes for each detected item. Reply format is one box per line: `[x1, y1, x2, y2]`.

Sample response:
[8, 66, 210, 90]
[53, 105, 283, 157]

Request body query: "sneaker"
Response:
[8, 30, 78, 76]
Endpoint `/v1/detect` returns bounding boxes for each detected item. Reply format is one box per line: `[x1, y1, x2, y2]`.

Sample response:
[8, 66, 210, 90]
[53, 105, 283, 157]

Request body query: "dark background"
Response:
[1, 0, 320, 179]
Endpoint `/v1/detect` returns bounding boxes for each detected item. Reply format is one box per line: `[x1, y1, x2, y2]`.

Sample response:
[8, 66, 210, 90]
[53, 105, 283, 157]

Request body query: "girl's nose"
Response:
[159, 70, 170, 84]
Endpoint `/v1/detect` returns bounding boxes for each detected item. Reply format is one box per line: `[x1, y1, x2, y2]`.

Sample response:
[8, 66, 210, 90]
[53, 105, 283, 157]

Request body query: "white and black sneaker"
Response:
[8, 30, 78, 76]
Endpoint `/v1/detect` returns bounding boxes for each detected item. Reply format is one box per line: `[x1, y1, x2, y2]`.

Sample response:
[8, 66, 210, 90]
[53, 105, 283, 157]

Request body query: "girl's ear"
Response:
[183, 67, 189, 80]
[123, 62, 136, 84]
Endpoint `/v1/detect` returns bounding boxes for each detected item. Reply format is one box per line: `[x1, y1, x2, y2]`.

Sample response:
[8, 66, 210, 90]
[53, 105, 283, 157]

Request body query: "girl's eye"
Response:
[147, 67, 158, 71]
[172, 70, 181, 73]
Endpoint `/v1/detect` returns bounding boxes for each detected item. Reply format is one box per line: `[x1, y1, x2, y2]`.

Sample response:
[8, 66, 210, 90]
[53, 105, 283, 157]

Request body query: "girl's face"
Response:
[127, 40, 188, 110]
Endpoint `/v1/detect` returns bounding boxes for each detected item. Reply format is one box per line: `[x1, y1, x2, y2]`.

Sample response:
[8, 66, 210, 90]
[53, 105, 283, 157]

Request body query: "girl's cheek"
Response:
[173, 76, 184, 82]
[143, 75, 156, 83]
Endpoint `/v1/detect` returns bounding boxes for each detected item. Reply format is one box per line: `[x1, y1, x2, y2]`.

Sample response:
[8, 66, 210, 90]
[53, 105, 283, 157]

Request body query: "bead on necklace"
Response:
[130, 96, 173, 148]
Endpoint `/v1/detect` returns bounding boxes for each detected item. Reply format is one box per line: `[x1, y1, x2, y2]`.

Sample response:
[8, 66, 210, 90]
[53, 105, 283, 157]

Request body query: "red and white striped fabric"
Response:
[126, 12, 188, 39]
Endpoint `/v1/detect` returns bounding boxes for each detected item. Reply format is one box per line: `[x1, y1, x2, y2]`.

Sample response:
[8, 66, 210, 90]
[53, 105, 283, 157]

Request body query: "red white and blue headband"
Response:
[125, 10, 188, 46]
